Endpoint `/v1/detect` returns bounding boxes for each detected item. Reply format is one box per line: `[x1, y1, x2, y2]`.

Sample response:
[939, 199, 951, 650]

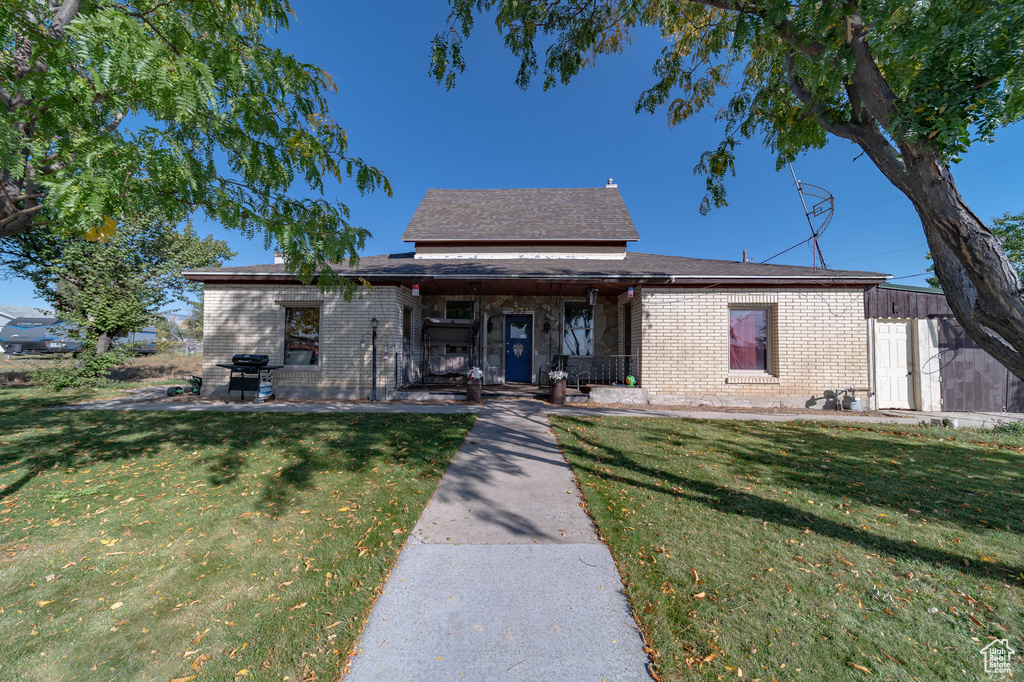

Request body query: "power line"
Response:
[749, 227, 806, 248]
[761, 236, 811, 264]
[888, 272, 932, 280]
[831, 243, 927, 265]
[750, 151, 1024, 245]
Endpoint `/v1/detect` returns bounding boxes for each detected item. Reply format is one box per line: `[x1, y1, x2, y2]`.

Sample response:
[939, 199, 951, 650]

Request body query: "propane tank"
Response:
[256, 372, 274, 403]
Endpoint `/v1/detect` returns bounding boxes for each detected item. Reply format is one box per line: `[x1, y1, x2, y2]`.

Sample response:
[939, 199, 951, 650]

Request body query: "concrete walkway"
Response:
[344, 401, 653, 681]
[54, 386, 1024, 430]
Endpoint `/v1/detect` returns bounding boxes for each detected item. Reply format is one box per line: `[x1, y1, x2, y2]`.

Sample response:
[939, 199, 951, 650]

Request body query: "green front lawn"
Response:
[0, 385, 474, 681]
[551, 415, 1024, 681]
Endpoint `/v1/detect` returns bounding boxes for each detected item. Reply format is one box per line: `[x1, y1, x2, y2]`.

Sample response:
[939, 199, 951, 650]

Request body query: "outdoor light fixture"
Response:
[487, 318, 493, 334]
[585, 287, 599, 307]
[543, 319, 551, 333]
[370, 317, 378, 402]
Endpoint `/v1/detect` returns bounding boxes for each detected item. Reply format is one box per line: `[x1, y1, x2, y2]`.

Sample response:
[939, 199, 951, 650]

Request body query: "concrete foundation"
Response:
[588, 386, 649, 405]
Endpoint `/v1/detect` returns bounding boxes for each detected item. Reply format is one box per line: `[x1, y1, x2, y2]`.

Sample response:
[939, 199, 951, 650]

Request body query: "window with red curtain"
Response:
[729, 309, 768, 371]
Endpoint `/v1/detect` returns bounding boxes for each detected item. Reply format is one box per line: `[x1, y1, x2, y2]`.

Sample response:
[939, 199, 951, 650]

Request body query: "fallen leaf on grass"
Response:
[289, 602, 307, 611]
[110, 602, 123, 610]
[37, 601, 52, 608]
[848, 662, 872, 674]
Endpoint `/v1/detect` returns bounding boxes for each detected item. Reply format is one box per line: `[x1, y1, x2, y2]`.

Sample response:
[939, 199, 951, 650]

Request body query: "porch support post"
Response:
[558, 283, 563, 360]
[547, 283, 553, 370]
[476, 282, 483, 369]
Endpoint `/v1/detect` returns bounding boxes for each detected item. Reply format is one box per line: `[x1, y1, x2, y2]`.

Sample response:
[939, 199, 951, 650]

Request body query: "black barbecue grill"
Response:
[217, 355, 283, 404]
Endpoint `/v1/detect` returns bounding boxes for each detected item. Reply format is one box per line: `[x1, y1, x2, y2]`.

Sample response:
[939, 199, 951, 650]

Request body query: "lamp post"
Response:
[371, 317, 378, 402]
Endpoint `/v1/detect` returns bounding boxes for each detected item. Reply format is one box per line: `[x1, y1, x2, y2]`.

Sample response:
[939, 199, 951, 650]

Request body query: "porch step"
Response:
[588, 386, 649, 405]
[390, 390, 466, 402]
[391, 386, 591, 403]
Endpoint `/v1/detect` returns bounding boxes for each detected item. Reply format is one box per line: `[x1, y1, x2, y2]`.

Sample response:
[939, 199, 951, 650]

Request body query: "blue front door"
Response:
[505, 315, 532, 382]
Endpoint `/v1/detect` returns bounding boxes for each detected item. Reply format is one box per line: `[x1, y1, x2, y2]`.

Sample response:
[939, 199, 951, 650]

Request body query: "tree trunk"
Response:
[95, 333, 113, 355]
[899, 153, 1024, 381]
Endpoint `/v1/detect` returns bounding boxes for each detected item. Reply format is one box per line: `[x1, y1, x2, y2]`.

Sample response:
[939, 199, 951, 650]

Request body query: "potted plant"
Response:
[466, 367, 484, 403]
[549, 369, 568, 405]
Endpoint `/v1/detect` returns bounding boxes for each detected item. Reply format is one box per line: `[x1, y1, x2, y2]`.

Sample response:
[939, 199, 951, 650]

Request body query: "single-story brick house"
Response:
[184, 183, 890, 407]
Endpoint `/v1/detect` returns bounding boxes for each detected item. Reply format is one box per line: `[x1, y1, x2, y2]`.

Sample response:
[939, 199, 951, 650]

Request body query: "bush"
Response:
[31, 345, 134, 391]
[992, 420, 1024, 437]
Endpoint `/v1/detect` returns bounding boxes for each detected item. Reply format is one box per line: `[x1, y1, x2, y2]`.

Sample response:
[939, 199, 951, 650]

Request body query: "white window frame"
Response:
[727, 305, 775, 376]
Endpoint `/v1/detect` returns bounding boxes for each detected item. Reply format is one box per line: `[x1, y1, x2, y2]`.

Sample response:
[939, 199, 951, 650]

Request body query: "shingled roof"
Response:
[400, 188, 640, 242]
[185, 251, 888, 285]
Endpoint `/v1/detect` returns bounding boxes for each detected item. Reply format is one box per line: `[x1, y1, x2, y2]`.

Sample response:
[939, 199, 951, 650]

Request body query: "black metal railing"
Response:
[544, 353, 640, 387]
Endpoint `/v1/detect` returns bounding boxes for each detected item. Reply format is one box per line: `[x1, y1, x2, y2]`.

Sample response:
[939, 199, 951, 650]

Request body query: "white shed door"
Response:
[876, 320, 914, 409]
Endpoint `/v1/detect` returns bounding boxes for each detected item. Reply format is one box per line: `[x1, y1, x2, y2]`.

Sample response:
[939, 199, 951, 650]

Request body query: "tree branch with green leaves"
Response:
[431, 0, 1024, 379]
[1, 0, 390, 288]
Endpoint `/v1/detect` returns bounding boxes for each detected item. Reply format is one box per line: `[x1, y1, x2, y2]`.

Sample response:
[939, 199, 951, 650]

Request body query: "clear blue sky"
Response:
[6, 0, 1024, 309]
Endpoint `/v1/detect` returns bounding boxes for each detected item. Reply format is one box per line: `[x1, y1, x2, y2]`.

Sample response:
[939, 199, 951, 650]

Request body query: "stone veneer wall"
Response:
[203, 283, 418, 400]
[638, 286, 868, 408]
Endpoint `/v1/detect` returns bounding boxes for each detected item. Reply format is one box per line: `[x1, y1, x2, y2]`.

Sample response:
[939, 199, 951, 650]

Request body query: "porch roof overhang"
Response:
[184, 251, 890, 294]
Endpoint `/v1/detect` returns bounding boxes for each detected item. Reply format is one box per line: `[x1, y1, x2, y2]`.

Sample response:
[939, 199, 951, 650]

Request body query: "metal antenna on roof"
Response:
[789, 164, 833, 270]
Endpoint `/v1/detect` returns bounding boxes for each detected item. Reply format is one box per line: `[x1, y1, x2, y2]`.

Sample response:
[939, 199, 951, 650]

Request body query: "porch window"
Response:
[729, 308, 769, 371]
[563, 302, 594, 356]
[284, 307, 319, 366]
[446, 300, 472, 320]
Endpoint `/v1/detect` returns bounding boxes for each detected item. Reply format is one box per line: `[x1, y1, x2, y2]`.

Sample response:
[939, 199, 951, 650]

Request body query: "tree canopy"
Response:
[1, 0, 390, 287]
[430, 0, 1024, 379]
[0, 211, 233, 353]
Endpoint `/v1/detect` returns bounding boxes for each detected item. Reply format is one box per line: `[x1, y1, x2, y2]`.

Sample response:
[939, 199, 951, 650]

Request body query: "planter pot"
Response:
[466, 379, 483, 403]
[550, 379, 566, 405]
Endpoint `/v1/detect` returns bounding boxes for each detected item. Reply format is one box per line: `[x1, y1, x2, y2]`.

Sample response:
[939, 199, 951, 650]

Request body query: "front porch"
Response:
[408, 284, 641, 389]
